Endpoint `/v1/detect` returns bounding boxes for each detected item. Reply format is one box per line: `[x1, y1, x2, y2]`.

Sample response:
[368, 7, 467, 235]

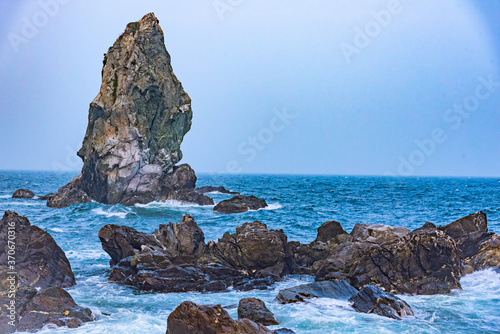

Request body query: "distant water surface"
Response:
[0, 171, 499, 334]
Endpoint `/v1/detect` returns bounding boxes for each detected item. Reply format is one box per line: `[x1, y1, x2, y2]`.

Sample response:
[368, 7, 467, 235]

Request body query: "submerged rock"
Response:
[349, 285, 414, 320]
[48, 13, 212, 207]
[12, 189, 35, 199]
[197, 186, 239, 195]
[238, 298, 279, 326]
[166, 301, 274, 334]
[0, 211, 75, 288]
[214, 195, 267, 213]
[274, 280, 357, 304]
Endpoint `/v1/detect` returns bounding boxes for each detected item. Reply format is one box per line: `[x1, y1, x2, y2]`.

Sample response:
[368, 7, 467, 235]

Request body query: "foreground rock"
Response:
[274, 280, 357, 304]
[197, 186, 239, 195]
[47, 13, 212, 207]
[166, 301, 274, 334]
[214, 195, 268, 213]
[0, 211, 75, 288]
[0, 211, 92, 332]
[12, 189, 35, 199]
[238, 298, 278, 326]
[349, 285, 414, 320]
[99, 216, 286, 293]
[5, 287, 93, 332]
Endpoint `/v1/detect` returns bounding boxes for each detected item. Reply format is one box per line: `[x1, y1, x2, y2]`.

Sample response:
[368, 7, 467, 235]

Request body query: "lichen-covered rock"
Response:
[350, 223, 410, 244]
[0, 211, 75, 288]
[349, 285, 414, 320]
[12, 189, 35, 199]
[238, 298, 278, 326]
[274, 280, 357, 304]
[49, 13, 211, 207]
[166, 301, 274, 334]
[214, 195, 267, 213]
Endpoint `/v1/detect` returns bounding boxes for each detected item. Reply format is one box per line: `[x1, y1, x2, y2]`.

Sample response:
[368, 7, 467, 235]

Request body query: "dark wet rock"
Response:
[214, 195, 267, 214]
[274, 280, 357, 304]
[350, 223, 410, 244]
[349, 285, 414, 320]
[217, 221, 289, 276]
[46, 174, 91, 208]
[238, 298, 278, 326]
[274, 329, 296, 334]
[50, 13, 211, 208]
[166, 301, 273, 334]
[314, 220, 348, 243]
[197, 186, 239, 195]
[100, 216, 278, 293]
[0, 211, 75, 288]
[14, 287, 93, 332]
[438, 212, 500, 271]
[316, 227, 462, 295]
[38, 193, 56, 200]
[12, 189, 35, 199]
[286, 241, 330, 275]
[439, 211, 488, 239]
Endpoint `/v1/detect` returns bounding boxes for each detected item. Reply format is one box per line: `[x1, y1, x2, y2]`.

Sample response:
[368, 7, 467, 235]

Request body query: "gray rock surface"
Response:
[274, 280, 357, 304]
[214, 195, 268, 213]
[349, 285, 414, 320]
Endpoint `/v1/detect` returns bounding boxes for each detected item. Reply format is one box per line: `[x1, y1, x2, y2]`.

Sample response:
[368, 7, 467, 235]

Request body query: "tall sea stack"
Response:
[47, 13, 212, 208]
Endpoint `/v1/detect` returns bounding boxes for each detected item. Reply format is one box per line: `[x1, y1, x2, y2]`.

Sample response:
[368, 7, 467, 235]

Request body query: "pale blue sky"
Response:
[0, 0, 499, 176]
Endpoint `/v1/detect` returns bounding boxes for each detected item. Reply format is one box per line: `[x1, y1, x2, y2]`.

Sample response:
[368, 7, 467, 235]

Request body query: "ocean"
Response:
[1, 171, 499, 334]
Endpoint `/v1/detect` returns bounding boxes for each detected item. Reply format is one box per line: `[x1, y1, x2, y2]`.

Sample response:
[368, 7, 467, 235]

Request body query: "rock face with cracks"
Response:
[48, 13, 212, 207]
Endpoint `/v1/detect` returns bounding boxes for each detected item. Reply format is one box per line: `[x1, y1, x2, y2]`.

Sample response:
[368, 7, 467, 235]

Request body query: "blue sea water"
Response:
[1, 171, 499, 334]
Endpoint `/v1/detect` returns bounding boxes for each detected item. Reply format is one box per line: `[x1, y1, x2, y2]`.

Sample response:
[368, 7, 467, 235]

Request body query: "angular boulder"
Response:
[214, 195, 267, 214]
[314, 220, 348, 243]
[274, 280, 357, 304]
[46, 174, 91, 208]
[350, 223, 410, 244]
[217, 221, 289, 276]
[349, 285, 414, 320]
[0, 211, 75, 288]
[12, 189, 35, 199]
[166, 301, 273, 334]
[238, 298, 278, 326]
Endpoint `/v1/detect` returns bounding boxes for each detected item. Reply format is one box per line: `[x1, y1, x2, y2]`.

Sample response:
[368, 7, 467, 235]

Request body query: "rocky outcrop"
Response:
[350, 223, 410, 244]
[214, 195, 268, 213]
[349, 285, 414, 320]
[48, 13, 212, 207]
[197, 186, 239, 195]
[315, 225, 463, 295]
[314, 220, 348, 243]
[99, 216, 284, 293]
[46, 174, 91, 208]
[217, 221, 289, 277]
[274, 280, 357, 304]
[12, 189, 35, 199]
[0, 211, 75, 288]
[238, 298, 278, 326]
[166, 301, 274, 334]
[0, 212, 92, 332]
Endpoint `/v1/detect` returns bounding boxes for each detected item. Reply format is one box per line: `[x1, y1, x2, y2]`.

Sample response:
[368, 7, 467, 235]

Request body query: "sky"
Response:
[0, 0, 499, 177]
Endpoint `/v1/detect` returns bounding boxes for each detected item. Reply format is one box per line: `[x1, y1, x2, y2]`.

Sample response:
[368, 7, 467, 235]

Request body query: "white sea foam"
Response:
[65, 249, 109, 261]
[92, 207, 131, 218]
[261, 203, 283, 210]
[50, 228, 65, 233]
[0, 194, 11, 199]
[1, 201, 40, 206]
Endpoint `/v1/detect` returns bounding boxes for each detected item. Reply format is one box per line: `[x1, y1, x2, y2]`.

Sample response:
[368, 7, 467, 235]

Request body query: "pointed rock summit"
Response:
[48, 13, 212, 207]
